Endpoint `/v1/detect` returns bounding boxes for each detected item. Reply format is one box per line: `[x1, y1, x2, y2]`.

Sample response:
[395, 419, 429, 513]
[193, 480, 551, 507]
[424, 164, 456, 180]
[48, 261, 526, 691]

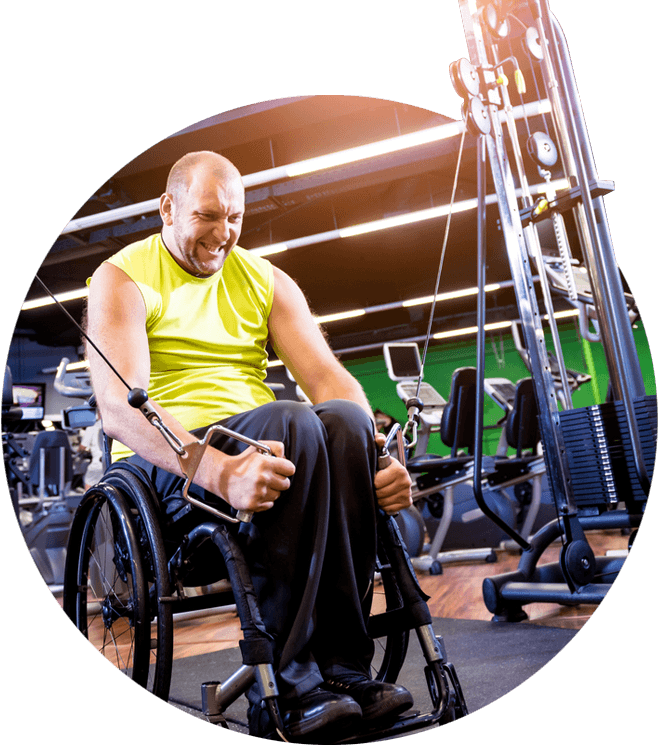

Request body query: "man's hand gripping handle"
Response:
[128, 388, 271, 524]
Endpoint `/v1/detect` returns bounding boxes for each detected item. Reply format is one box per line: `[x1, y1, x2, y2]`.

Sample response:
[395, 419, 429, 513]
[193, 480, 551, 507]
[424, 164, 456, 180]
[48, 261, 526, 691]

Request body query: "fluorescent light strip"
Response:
[315, 309, 367, 324]
[66, 311, 579, 371]
[312, 279, 528, 326]
[433, 320, 512, 340]
[251, 179, 568, 257]
[280, 99, 550, 182]
[403, 283, 502, 308]
[21, 287, 89, 310]
[546, 309, 579, 320]
[283, 121, 465, 178]
[61, 100, 551, 235]
[432, 309, 580, 342]
[19, 275, 519, 318]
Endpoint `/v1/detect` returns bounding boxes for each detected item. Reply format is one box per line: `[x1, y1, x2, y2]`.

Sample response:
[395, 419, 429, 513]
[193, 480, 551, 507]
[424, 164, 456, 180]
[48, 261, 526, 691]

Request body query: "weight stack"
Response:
[557, 395, 657, 515]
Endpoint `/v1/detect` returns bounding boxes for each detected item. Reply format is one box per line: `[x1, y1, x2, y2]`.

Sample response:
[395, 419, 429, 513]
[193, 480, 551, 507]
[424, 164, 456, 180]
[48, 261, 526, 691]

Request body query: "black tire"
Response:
[369, 564, 410, 684]
[101, 465, 174, 700]
[63, 484, 151, 686]
[367, 516, 412, 683]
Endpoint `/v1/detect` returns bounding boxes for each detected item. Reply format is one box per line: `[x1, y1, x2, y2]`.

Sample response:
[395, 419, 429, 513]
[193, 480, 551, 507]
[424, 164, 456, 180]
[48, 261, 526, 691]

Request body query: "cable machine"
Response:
[445, 0, 655, 620]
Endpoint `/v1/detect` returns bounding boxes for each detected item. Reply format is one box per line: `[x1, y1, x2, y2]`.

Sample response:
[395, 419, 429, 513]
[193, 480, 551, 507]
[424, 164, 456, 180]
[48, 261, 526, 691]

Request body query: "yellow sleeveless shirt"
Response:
[103, 234, 276, 459]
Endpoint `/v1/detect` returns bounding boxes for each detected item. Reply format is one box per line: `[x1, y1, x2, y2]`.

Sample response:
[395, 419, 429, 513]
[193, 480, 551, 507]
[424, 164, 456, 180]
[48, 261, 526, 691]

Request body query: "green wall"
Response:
[345, 321, 656, 457]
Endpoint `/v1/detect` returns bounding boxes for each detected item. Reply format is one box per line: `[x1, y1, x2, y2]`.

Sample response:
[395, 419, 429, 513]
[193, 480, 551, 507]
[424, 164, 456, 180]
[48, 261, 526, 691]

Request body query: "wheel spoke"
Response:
[65, 480, 173, 700]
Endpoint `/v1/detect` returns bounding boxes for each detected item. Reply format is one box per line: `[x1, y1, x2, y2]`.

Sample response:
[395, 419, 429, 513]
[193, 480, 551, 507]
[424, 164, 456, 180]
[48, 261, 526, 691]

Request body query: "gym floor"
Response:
[133, 527, 629, 663]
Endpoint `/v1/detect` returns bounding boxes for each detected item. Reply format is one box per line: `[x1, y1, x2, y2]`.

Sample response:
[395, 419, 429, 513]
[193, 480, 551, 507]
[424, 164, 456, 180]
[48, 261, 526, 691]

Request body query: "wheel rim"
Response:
[368, 567, 409, 683]
[76, 495, 150, 683]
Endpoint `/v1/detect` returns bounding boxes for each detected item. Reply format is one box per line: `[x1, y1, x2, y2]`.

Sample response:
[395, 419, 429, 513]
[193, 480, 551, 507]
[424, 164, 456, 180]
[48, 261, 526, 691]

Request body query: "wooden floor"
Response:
[157, 527, 630, 662]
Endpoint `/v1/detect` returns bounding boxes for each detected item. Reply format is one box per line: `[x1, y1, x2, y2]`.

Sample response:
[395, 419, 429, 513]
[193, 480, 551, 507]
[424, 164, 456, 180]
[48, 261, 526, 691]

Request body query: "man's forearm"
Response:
[100, 391, 197, 478]
[309, 369, 375, 427]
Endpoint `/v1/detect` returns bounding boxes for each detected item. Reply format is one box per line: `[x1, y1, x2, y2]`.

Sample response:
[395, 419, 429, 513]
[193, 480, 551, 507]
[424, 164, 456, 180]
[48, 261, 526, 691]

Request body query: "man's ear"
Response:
[160, 193, 174, 226]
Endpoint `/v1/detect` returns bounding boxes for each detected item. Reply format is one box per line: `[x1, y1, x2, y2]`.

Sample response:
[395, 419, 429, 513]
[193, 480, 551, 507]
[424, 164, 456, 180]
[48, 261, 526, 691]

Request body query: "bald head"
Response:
[166, 151, 243, 206]
[160, 151, 246, 278]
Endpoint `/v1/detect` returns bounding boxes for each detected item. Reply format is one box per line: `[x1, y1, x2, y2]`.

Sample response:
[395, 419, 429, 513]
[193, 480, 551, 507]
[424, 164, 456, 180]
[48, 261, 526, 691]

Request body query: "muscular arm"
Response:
[268, 267, 412, 513]
[268, 266, 372, 413]
[86, 262, 294, 514]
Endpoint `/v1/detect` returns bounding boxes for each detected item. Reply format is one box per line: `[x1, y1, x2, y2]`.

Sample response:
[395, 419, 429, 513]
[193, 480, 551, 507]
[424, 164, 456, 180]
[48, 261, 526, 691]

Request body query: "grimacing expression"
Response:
[166, 175, 245, 278]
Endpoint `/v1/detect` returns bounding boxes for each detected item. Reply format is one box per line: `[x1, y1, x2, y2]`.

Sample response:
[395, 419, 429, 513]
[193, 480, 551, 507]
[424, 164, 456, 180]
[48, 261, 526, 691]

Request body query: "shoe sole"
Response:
[361, 693, 414, 724]
[287, 705, 362, 738]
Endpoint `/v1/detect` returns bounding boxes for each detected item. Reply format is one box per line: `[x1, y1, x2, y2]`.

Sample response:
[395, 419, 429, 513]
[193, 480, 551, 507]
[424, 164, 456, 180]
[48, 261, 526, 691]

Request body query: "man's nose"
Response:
[211, 219, 231, 244]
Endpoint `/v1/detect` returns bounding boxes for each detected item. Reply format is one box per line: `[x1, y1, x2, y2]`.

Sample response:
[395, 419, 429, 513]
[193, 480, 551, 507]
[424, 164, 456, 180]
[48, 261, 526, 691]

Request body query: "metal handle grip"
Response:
[177, 425, 273, 525]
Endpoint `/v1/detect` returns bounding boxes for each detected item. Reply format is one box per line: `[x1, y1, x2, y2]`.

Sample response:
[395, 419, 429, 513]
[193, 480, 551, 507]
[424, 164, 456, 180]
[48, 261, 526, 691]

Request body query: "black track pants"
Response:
[123, 398, 379, 698]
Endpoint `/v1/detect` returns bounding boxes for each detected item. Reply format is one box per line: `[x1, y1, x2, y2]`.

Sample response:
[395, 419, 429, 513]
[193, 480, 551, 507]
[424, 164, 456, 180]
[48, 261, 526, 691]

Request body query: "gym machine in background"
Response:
[2, 359, 97, 592]
[446, 0, 654, 620]
[384, 342, 557, 574]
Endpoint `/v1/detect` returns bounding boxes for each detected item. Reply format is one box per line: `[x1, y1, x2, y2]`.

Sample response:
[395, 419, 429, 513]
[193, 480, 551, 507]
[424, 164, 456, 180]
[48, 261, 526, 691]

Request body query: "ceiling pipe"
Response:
[61, 99, 550, 236]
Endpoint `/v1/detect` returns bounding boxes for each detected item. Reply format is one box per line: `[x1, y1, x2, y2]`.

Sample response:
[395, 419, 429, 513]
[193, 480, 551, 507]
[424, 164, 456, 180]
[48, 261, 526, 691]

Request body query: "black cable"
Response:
[33, 275, 134, 394]
[416, 126, 468, 400]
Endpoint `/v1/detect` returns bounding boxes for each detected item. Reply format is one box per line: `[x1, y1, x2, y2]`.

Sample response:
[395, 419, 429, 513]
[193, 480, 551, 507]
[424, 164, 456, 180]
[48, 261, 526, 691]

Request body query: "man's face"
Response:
[162, 170, 245, 278]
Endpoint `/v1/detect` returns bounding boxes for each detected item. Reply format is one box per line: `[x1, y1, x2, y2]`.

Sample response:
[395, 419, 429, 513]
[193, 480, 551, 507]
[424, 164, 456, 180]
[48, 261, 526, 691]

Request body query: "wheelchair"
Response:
[62, 435, 468, 742]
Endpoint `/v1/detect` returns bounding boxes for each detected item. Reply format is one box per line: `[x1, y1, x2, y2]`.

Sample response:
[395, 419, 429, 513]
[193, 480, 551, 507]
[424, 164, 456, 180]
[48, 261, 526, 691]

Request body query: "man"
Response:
[86, 150, 414, 740]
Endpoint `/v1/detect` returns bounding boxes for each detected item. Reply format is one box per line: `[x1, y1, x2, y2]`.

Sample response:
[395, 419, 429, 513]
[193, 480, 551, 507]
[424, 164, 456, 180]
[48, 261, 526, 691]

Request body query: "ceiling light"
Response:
[312, 280, 520, 326]
[433, 320, 512, 340]
[432, 308, 580, 342]
[403, 282, 502, 307]
[61, 99, 551, 234]
[546, 309, 579, 320]
[252, 179, 568, 257]
[315, 309, 366, 324]
[21, 287, 88, 311]
[284, 122, 465, 179]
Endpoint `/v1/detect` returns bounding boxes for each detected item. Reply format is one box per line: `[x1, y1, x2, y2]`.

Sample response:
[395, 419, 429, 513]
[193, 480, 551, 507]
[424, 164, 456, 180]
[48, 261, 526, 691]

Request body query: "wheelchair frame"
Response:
[62, 462, 468, 743]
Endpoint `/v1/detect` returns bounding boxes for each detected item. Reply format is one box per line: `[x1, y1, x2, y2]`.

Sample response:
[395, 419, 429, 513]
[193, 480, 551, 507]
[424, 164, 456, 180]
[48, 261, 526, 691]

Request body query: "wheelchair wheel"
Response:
[369, 565, 410, 684]
[100, 465, 174, 700]
[64, 485, 151, 686]
[368, 515, 412, 684]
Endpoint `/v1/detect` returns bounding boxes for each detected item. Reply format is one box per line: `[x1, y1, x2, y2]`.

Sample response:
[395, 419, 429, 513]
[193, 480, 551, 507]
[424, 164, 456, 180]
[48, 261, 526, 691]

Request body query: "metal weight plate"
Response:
[527, 131, 558, 167]
[450, 57, 481, 99]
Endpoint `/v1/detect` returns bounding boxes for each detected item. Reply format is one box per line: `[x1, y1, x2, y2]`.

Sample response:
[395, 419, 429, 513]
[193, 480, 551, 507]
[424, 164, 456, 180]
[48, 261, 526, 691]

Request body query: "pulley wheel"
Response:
[482, 4, 509, 39]
[450, 57, 480, 99]
[527, 131, 558, 167]
[464, 96, 491, 136]
[524, 26, 544, 61]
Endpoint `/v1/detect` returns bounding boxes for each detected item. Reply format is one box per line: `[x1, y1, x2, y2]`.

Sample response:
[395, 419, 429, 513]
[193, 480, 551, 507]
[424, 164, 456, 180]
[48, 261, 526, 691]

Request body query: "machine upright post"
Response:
[458, 0, 577, 521]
